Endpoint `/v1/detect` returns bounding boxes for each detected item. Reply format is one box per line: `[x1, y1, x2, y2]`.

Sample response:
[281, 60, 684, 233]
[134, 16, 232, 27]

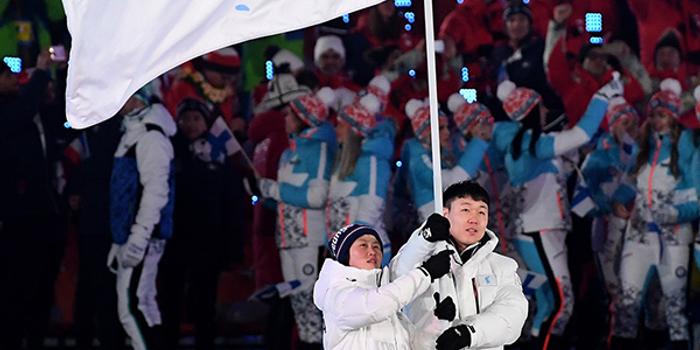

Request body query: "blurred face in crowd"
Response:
[443, 195, 488, 251]
[377, 1, 395, 19]
[583, 48, 608, 77]
[203, 68, 238, 89]
[505, 13, 531, 43]
[178, 110, 208, 141]
[0, 70, 19, 95]
[651, 109, 674, 134]
[318, 49, 344, 76]
[655, 46, 681, 71]
[439, 117, 450, 148]
[611, 115, 636, 141]
[348, 234, 382, 270]
[284, 106, 306, 135]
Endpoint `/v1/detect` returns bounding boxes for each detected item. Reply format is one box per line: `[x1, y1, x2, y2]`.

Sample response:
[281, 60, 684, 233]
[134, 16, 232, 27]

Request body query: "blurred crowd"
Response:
[4, 0, 700, 349]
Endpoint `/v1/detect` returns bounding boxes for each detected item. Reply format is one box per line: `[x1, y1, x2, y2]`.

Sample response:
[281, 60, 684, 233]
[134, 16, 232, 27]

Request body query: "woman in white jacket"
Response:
[313, 224, 453, 350]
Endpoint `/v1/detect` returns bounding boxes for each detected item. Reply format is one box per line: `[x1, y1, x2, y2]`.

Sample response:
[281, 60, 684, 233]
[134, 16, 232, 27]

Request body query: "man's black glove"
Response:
[436, 324, 472, 350]
[421, 213, 451, 242]
[420, 250, 453, 281]
[433, 292, 456, 321]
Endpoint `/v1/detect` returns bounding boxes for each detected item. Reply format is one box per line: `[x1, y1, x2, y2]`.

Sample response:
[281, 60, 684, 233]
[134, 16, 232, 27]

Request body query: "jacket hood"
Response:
[314, 258, 382, 311]
[142, 103, 177, 136]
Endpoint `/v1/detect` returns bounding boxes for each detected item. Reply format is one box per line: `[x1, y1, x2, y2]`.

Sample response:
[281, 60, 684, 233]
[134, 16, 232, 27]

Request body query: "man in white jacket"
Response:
[392, 181, 528, 350]
[107, 87, 177, 350]
[313, 224, 453, 350]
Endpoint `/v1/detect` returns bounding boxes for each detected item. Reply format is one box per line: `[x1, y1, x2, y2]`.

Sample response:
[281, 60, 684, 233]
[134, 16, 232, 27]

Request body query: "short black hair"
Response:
[443, 181, 490, 209]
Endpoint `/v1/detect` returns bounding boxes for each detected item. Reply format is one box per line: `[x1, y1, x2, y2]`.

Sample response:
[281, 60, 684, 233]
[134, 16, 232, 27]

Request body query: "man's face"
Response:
[505, 13, 530, 43]
[203, 69, 238, 89]
[582, 48, 608, 77]
[348, 234, 382, 270]
[0, 71, 19, 95]
[318, 50, 344, 76]
[655, 46, 680, 71]
[443, 196, 488, 251]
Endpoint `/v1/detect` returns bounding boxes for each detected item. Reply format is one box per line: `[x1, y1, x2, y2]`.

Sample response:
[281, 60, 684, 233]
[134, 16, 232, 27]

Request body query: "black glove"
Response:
[421, 213, 451, 242]
[436, 325, 472, 350]
[433, 292, 456, 321]
[421, 250, 453, 281]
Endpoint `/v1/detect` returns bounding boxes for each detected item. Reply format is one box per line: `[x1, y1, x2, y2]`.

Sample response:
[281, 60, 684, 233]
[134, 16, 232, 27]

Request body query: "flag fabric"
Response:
[62, 0, 383, 129]
[571, 176, 596, 218]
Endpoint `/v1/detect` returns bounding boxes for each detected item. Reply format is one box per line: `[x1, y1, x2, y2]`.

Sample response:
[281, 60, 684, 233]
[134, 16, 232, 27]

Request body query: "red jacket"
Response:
[547, 38, 644, 128]
[439, 1, 494, 58]
[314, 69, 361, 92]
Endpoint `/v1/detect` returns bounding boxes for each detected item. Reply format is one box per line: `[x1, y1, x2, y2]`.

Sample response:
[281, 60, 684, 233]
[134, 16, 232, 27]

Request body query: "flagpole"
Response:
[423, 0, 443, 213]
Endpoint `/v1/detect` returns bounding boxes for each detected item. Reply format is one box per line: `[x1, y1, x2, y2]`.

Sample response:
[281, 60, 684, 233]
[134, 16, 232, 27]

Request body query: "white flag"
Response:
[62, 0, 382, 129]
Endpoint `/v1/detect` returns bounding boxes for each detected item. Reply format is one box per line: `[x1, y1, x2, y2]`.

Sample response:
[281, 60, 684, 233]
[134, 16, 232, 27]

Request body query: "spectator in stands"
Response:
[314, 35, 360, 91]
[0, 52, 69, 350]
[160, 98, 242, 350]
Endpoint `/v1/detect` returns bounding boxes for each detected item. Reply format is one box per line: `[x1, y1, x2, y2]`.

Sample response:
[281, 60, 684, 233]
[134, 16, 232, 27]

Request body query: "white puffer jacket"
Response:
[392, 228, 528, 350]
[313, 259, 431, 350]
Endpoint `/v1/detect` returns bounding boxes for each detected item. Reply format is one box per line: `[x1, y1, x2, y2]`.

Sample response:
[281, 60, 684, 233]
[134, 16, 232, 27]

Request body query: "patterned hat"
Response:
[339, 93, 380, 137]
[448, 93, 494, 135]
[365, 75, 391, 111]
[257, 73, 312, 113]
[290, 87, 336, 127]
[693, 85, 700, 123]
[405, 99, 447, 143]
[606, 97, 638, 129]
[329, 224, 382, 266]
[497, 80, 541, 121]
[648, 78, 682, 118]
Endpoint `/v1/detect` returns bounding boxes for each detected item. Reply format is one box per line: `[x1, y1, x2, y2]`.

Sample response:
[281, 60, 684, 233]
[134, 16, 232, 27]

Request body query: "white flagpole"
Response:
[423, 0, 443, 213]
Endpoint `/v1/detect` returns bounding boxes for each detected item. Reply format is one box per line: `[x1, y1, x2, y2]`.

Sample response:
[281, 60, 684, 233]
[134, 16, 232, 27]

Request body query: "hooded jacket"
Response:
[110, 103, 177, 244]
[391, 228, 528, 350]
[313, 258, 431, 350]
[326, 120, 396, 263]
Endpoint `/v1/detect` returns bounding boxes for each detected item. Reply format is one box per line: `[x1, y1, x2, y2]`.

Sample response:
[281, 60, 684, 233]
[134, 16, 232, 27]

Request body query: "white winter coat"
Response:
[313, 259, 431, 350]
[392, 229, 528, 350]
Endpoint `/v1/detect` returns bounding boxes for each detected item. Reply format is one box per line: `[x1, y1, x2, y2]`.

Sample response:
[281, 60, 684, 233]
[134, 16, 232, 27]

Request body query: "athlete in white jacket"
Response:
[392, 181, 528, 350]
[314, 224, 453, 350]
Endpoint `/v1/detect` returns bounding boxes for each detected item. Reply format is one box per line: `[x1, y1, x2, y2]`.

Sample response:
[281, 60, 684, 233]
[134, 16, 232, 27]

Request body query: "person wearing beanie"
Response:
[313, 35, 360, 92]
[488, 77, 619, 348]
[313, 224, 453, 350]
[576, 96, 640, 339]
[447, 92, 520, 256]
[159, 98, 243, 349]
[327, 78, 396, 266]
[401, 98, 490, 222]
[609, 79, 699, 350]
[391, 181, 528, 350]
[257, 87, 338, 348]
[164, 47, 245, 133]
[108, 87, 177, 350]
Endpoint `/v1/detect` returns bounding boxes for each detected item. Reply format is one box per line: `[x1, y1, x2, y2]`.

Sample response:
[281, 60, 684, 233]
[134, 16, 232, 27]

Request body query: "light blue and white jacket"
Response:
[326, 120, 395, 265]
[614, 129, 698, 245]
[581, 133, 637, 217]
[402, 133, 489, 222]
[276, 122, 337, 249]
[492, 96, 608, 233]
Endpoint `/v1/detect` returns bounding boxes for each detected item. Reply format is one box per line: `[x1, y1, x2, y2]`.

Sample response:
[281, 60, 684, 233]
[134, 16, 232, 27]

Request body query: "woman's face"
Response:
[651, 109, 674, 134]
[611, 116, 636, 141]
[439, 118, 450, 147]
[348, 234, 382, 270]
